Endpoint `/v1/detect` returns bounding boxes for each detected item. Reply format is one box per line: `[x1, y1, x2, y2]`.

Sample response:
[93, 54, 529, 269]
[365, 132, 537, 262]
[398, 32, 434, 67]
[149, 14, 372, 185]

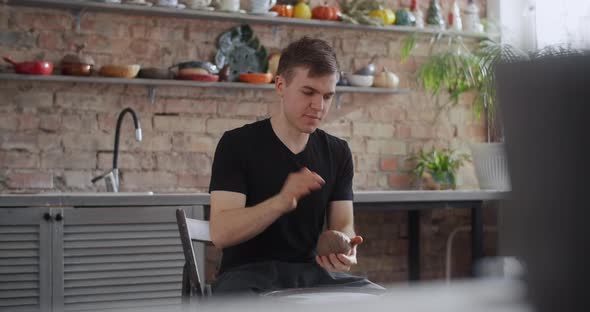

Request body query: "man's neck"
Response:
[270, 114, 310, 155]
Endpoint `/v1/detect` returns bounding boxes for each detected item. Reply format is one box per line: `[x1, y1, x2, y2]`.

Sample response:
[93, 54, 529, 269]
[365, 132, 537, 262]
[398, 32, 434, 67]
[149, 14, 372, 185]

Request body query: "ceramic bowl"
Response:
[178, 67, 210, 76]
[239, 72, 273, 84]
[173, 61, 218, 74]
[345, 73, 374, 87]
[175, 73, 219, 82]
[99, 64, 141, 78]
[138, 67, 173, 79]
[61, 63, 93, 76]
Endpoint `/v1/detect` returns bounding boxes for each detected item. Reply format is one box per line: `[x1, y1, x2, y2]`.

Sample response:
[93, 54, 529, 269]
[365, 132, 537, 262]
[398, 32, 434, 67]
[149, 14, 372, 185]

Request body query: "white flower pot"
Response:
[469, 142, 511, 190]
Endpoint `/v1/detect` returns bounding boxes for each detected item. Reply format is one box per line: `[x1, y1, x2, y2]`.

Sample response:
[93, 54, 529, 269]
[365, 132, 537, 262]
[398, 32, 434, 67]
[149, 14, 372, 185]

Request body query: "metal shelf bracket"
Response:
[71, 8, 86, 33]
[147, 86, 157, 105]
[335, 93, 342, 109]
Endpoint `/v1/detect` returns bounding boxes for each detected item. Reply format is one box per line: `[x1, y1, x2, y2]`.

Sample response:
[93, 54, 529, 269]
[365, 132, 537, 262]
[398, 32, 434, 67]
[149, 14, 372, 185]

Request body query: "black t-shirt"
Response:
[209, 118, 354, 272]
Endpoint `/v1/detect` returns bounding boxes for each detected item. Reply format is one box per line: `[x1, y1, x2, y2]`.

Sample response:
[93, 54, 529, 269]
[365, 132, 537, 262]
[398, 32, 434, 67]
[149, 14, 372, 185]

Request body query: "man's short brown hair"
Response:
[277, 37, 340, 84]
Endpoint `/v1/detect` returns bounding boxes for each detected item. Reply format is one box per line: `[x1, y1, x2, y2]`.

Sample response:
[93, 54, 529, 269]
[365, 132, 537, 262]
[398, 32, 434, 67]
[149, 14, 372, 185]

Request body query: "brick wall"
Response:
[0, 0, 495, 284]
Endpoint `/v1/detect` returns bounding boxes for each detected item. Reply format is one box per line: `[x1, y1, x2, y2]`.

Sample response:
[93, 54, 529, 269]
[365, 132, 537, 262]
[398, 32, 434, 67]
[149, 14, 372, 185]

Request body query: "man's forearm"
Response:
[210, 195, 288, 248]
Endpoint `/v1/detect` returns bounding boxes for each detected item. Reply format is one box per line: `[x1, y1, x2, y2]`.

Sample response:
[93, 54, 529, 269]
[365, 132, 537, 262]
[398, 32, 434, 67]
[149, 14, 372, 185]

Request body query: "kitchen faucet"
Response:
[92, 107, 142, 192]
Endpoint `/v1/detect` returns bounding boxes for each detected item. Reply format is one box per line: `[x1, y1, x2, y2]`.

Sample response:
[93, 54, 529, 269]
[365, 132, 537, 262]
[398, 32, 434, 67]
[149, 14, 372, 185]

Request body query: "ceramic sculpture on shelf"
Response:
[411, 0, 424, 28]
[395, 7, 416, 26]
[426, 0, 445, 29]
[464, 0, 484, 32]
[450, 0, 462, 31]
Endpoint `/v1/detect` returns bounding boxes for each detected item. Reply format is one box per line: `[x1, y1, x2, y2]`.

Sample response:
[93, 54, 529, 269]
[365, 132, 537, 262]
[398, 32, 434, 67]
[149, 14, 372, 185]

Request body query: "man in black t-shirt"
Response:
[209, 37, 383, 294]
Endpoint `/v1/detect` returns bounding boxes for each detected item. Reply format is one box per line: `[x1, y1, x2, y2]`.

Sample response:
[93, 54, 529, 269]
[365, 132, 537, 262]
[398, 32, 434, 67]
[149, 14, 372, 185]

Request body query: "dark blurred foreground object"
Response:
[497, 54, 590, 312]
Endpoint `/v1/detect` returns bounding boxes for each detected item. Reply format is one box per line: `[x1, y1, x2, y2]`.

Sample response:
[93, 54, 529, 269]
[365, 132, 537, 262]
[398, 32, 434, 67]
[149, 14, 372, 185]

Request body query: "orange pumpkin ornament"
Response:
[311, 3, 341, 21]
[271, 4, 294, 17]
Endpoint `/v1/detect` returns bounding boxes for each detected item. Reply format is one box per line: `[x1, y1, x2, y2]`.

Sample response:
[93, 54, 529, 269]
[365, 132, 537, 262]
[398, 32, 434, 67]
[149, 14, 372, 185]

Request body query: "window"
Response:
[535, 0, 590, 49]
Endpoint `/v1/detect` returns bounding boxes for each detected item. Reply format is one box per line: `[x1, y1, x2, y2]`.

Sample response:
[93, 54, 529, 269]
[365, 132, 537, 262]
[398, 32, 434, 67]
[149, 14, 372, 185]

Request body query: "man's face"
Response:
[275, 67, 338, 134]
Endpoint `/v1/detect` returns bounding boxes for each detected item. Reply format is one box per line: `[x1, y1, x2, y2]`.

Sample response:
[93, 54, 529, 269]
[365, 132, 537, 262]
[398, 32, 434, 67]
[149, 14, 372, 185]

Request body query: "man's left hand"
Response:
[316, 236, 363, 272]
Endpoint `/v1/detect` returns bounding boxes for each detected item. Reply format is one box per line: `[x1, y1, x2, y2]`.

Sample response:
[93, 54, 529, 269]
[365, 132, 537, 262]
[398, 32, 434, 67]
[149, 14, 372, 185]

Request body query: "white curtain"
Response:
[534, 0, 590, 49]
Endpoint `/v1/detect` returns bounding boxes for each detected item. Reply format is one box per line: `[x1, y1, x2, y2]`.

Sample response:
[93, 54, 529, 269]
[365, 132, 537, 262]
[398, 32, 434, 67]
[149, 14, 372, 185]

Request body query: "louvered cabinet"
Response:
[0, 207, 53, 312]
[0, 205, 205, 312]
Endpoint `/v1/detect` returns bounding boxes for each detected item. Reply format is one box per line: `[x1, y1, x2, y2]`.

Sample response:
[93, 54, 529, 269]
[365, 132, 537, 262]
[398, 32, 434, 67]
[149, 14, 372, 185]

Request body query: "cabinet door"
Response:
[0, 208, 52, 312]
[55, 206, 203, 312]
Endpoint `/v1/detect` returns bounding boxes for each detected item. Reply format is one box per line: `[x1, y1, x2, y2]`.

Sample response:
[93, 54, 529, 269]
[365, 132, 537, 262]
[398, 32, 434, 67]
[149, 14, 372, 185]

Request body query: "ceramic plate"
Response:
[214, 25, 268, 82]
[248, 11, 278, 17]
[188, 6, 215, 11]
[175, 73, 219, 82]
[122, 0, 153, 6]
[154, 3, 186, 9]
[218, 9, 247, 14]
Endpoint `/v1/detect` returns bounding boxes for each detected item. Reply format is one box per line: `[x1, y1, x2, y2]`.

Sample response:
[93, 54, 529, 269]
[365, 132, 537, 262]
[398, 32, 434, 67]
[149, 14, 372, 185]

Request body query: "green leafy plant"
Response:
[400, 32, 417, 64]
[401, 34, 528, 141]
[402, 35, 481, 106]
[409, 148, 471, 189]
[417, 49, 479, 103]
[471, 40, 529, 139]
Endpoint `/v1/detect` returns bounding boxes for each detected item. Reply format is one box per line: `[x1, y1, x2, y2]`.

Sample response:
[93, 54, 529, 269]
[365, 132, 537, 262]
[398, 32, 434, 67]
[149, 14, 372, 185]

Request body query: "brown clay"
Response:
[316, 230, 351, 256]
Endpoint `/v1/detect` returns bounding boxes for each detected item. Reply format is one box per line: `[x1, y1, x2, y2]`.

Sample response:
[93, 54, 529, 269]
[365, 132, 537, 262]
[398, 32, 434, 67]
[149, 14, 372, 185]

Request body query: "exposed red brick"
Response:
[380, 157, 398, 171]
[0, 114, 18, 130]
[7, 171, 53, 189]
[171, 134, 215, 153]
[0, 151, 39, 168]
[164, 98, 217, 115]
[218, 102, 268, 117]
[153, 115, 206, 133]
[38, 31, 64, 50]
[156, 152, 211, 174]
[396, 124, 412, 139]
[39, 114, 62, 132]
[1, 134, 38, 151]
[177, 173, 211, 189]
[388, 173, 413, 189]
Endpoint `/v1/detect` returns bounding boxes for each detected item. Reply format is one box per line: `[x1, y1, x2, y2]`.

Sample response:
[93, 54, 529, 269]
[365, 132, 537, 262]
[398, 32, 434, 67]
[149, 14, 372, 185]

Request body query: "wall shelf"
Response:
[0, 73, 408, 94]
[7, 0, 489, 39]
[0, 73, 409, 106]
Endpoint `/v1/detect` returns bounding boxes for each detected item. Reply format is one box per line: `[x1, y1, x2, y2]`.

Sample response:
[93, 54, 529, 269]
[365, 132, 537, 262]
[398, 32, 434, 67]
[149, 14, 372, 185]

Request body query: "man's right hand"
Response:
[278, 167, 325, 212]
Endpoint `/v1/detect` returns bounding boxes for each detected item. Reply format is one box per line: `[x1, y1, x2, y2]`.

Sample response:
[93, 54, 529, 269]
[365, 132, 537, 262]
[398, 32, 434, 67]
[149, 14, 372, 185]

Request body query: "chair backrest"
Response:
[176, 208, 212, 302]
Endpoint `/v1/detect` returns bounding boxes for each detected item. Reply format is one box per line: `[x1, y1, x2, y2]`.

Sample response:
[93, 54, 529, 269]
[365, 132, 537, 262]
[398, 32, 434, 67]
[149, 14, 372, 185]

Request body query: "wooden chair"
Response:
[176, 208, 212, 303]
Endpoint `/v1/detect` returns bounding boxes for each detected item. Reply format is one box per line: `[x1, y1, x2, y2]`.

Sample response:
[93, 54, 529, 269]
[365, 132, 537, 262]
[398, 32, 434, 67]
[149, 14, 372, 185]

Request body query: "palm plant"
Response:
[471, 40, 529, 140]
[402, 34, 528, 141]
[403, 33, 585, 190]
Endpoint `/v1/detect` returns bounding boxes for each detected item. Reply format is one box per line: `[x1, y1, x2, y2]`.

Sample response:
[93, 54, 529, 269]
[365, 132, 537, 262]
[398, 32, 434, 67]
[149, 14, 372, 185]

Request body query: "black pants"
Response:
[212, 261, 384, 295]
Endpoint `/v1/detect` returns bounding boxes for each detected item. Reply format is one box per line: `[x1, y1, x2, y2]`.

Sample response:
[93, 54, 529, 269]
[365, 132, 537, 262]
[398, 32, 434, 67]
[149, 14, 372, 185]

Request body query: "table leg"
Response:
[408, 210, 420, 281]
[471, 202, 484, 275]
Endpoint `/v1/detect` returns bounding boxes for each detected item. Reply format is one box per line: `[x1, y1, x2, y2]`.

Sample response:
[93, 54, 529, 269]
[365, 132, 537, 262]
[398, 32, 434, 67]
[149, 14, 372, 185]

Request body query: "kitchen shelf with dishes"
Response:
[0, 73, 409, 106]
[7, 0, 490, 40]
[2, 18, 408, 107]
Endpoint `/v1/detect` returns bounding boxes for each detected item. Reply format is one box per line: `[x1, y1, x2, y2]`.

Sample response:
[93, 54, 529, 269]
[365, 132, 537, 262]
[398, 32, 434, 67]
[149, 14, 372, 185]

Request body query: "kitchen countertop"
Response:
[0, 190, 508, 207]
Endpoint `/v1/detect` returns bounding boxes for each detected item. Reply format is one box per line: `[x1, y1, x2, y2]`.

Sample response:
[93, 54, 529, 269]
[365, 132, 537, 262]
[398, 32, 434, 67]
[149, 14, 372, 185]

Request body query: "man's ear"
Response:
[275, 75, 285, 97]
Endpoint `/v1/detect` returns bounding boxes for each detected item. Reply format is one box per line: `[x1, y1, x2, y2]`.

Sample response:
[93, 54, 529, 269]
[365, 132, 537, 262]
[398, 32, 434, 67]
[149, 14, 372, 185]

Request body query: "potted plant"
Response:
[402, 34, 528, 190]
[468, 40, 530, 190]
[410, 148, 471, 190]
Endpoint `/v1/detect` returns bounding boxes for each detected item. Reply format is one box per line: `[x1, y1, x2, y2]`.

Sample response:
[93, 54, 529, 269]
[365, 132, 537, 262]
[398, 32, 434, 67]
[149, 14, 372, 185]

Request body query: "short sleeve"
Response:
[329, 141, 354, 202]
[208, 132, 247, 195]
